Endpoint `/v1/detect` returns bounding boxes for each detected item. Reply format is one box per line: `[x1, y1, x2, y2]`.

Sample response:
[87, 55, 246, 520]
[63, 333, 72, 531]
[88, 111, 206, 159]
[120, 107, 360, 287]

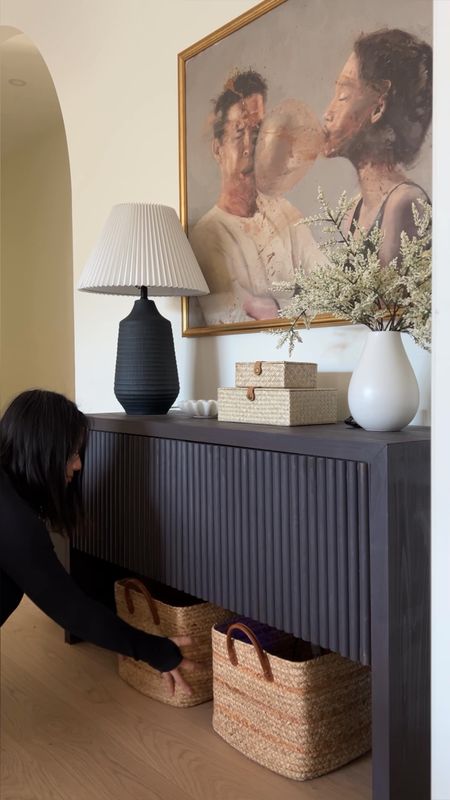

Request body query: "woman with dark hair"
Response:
[323, 28, 432, 264]
[0, 389, 196, 695]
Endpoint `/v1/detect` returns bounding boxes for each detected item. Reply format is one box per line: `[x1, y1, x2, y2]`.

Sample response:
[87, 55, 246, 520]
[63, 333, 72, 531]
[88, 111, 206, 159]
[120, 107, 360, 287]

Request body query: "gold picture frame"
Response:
[178, 0, 432, 337]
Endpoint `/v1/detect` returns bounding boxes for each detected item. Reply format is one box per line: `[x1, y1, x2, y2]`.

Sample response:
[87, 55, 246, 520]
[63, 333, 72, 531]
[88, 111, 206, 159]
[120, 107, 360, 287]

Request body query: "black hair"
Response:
[0, 389, 88, 533]
[354, 28, 432, 166]
[213, 69, 268, 141]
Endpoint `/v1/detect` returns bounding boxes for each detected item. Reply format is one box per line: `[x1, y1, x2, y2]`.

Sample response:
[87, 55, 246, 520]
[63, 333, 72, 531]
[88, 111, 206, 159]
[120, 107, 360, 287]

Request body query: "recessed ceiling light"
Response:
[8, 78, 27, 87]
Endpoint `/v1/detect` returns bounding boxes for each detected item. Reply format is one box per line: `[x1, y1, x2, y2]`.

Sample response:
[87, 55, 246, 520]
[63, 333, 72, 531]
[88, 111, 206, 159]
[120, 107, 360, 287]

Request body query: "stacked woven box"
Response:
[218, 360, 337, 426]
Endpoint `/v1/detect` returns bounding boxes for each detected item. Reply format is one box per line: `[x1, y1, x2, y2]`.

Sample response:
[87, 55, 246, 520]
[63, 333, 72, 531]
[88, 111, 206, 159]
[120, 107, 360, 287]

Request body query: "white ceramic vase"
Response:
[348, 331, 419, 432]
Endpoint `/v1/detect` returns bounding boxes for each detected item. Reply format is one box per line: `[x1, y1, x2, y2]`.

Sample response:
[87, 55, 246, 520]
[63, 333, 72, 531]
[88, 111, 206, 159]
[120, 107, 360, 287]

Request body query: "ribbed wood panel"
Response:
[78, 430, 371, 664]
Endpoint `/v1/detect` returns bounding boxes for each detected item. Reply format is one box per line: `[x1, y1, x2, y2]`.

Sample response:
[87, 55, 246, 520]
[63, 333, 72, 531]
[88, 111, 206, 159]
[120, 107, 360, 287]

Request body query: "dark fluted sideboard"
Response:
[73, 414, 430, 800]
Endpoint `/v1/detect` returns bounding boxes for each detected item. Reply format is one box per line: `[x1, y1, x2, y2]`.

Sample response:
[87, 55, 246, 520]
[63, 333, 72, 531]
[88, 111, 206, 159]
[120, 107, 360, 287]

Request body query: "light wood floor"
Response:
[1, 598, 371, 800]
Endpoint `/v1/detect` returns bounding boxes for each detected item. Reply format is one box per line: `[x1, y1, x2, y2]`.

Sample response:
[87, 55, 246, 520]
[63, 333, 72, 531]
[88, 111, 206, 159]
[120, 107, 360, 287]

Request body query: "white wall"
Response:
[0, 1, 448, 795]
[0, 0, 431, 419]
[432, 5, 450, 798]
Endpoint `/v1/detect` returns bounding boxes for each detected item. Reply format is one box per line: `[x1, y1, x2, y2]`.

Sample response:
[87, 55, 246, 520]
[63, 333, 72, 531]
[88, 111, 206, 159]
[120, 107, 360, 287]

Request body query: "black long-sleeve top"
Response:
[0, 469, 182, 672]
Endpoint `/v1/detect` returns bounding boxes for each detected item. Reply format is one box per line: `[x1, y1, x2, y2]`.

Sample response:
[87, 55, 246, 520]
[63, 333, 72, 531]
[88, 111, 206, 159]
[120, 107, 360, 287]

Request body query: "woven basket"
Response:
[115, 578, 231, 707]
[235, 361, 317, 389]
[212, 619, 371, 781]
[218, 387, 337, 426]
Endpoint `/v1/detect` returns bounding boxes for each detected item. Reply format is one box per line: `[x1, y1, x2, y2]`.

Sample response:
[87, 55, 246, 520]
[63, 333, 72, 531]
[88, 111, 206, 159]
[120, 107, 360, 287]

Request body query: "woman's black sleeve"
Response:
[0, 480, 182, 672]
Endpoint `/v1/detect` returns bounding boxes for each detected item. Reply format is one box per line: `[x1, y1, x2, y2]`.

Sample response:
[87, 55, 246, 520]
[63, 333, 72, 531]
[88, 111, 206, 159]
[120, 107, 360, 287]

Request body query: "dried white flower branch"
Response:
[272, 189, 431, 353]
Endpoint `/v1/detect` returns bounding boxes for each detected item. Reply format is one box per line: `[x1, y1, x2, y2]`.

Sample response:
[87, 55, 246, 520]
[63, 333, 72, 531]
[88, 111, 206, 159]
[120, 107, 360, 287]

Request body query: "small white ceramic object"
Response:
[178, 399, 218, 418]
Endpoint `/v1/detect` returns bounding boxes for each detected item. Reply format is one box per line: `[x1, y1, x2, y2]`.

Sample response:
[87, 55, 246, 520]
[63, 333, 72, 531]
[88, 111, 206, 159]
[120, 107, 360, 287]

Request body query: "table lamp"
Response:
[78, 203, 209, 415]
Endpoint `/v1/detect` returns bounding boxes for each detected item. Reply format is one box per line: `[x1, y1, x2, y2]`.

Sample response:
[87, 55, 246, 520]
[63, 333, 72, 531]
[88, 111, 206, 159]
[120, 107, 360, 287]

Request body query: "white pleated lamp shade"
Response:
[78, 203, 209, 297]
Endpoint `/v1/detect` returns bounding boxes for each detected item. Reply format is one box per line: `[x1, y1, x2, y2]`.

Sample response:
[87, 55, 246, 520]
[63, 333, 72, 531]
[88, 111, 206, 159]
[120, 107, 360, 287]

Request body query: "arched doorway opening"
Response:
[0, 29, 74, 408]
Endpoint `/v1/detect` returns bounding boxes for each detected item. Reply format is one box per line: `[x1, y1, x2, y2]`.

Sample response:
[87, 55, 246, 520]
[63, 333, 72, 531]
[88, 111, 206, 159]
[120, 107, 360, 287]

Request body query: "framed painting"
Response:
[178, 0, 432, 336]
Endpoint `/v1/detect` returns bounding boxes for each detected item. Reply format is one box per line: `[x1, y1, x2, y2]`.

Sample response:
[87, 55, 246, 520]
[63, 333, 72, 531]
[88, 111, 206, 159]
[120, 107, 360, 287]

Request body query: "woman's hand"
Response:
[160, 635, 205, 696]
[243, 293, 279, 320]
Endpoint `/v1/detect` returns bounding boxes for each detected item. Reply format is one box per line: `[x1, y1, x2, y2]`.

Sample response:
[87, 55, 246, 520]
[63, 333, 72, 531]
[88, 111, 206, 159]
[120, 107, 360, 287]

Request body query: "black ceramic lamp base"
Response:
[114, 288, 180, 415]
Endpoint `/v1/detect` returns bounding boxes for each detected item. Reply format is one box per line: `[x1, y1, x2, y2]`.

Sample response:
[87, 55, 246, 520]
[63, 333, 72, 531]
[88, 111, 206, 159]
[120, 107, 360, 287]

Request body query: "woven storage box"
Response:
[212, 619, 371, 781]
[115, 578, 231, 707]
[235, 361, 317, 389]
[218, 387, 337, 426]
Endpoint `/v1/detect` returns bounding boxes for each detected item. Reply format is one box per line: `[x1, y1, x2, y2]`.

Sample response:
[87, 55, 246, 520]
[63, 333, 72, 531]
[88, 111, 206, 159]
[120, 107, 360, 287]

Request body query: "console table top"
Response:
[87, 412, 430, 462]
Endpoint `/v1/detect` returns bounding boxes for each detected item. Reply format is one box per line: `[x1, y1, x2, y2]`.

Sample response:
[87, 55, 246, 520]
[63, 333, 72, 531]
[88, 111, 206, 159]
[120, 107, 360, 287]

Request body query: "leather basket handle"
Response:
[226, 621, 273, 682]
[122, 578, 160, 626]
